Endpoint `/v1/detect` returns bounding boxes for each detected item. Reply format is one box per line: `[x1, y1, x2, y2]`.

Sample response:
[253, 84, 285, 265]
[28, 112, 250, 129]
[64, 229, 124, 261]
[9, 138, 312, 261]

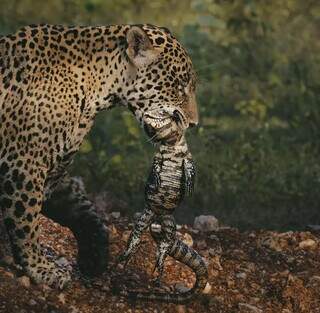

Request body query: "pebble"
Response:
[29, 299, 37, 306]
[299, 239, 316, 249]
[3, 271, 14, 279]
[111, 211, 121, 219]
[202, 282, 212, 294]
[238, 303, 262, 313]
[236, 272, 247, 279]
[174, 282, 190, 293]
[69, 306, 80, 313]
[17, 276, 30, 288]
[193, 215, 219, 232]
[1, 255, 14, 266]
[58, 293, 66, 304]
[176, 305, 186, 313]
[307, 224, 320, 231]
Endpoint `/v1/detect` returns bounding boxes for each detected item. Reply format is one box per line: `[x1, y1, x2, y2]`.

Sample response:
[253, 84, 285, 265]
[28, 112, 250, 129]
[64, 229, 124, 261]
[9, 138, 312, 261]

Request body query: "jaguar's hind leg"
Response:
[0, 164, 71, 288]
[152, 214, 176, 285]
[42, 175, 108, 277]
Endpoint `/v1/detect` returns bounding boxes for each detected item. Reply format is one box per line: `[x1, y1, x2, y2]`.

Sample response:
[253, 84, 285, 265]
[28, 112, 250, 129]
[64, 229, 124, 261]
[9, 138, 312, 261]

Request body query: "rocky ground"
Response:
[0, 212, 320, 313]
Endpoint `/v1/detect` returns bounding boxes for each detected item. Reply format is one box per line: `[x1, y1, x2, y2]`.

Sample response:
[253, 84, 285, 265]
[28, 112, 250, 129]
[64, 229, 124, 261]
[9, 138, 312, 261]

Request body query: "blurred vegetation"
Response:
[1, 0, 320, 230]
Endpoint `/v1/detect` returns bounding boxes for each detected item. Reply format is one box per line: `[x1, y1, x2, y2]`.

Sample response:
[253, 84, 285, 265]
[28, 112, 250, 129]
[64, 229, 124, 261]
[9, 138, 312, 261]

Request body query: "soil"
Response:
[0, 214, 319, 313]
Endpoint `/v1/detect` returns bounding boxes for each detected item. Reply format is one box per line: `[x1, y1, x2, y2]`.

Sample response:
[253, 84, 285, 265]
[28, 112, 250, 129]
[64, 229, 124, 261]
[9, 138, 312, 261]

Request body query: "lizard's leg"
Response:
[116, 206, 154, 269]
[42, 175, 108, 277]
[152, 214, 176, 285]
[182, 156, 196, 196]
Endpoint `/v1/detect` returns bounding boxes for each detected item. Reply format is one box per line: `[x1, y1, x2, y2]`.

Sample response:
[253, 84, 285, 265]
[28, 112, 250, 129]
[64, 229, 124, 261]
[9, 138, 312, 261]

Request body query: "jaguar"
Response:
[0, 23, 199, 288]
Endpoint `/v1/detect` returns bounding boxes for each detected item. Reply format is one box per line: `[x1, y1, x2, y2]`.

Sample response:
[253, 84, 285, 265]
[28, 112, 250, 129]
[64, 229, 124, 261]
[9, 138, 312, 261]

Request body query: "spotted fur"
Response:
[0, 23, 199, 288]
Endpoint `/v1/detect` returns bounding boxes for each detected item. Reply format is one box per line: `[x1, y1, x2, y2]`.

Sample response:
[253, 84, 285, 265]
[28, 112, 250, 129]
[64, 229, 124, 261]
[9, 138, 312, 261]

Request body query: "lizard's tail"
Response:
[125, 226, 208, 304]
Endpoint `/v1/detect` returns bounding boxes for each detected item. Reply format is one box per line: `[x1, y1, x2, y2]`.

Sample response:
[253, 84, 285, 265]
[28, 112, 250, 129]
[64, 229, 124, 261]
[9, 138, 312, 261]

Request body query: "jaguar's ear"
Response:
[126, 26, 159, 67]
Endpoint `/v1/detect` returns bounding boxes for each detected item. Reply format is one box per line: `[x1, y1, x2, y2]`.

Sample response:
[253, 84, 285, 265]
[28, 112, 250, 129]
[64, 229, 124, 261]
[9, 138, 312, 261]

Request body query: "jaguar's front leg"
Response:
[152, 214, 176, 285]
[183, 156, 196, 195]
[116, 206, 154, 269]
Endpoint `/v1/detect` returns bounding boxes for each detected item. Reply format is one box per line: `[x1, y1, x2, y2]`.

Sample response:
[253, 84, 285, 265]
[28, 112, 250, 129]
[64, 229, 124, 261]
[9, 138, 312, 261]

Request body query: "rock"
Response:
[236, 272, 247, 279]
[69, 306, 80, 313]
[299, 239, 316, 249]
[18, 276, 30, 288]
[58, 293, 66, 304]
[306, 224, 320, 231]
[174, 282, 190, 293]
[111, 211, 121, 219]
[176, 305, 186, 313]
[3, 271, 14, 279]
[181, 233, 193, 247]
[193, 215, 219, 232]
[1, 255, 14, 266]
[238, 303, 262, 313]
[202, 282, 212, 294]
[29, 299, 37, 306]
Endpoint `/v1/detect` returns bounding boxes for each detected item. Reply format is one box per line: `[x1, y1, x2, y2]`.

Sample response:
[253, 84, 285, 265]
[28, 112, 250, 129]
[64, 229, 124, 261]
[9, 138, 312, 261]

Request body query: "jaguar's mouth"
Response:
[142, 109, 184, 144]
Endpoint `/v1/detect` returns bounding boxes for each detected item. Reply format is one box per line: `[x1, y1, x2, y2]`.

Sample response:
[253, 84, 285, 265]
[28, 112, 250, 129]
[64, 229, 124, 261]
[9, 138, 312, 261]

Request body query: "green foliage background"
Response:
[1, 0, 320, 230]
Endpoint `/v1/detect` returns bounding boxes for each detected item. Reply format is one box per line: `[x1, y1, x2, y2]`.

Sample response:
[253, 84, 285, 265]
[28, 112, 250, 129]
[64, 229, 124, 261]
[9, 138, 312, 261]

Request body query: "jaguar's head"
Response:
[122, 24, 198, 144]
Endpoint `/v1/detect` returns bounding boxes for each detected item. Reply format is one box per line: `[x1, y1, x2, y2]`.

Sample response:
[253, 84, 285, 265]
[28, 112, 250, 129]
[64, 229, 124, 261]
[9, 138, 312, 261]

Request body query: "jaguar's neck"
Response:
[75, 25, 132, 114]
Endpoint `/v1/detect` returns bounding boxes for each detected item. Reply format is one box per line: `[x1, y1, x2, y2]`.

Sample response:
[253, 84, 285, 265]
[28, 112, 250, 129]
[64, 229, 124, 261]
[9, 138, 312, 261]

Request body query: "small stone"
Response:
[111, 211, 121, 219]
[101, 285, 110, 292]
[202, 282, 212, 294]
[3, 271, 14, 279]
[299, 239, 316, 249]
[307, 225, 320, 231]
[29, 299, 37, 306]
[1, 255, 14, 266]
[238, 303, 262, 313]
[176, 305, 186, 313]
[174, 282, 190, 293]
[236, 272, 247, 279]
[69, 306, 80, 313]
[193, 215, 219, 232]
[181, 233, 193, 247]
[18, 276, 30, 288]
[208, 248, 216, 256]
[58, 293, 66, 304]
